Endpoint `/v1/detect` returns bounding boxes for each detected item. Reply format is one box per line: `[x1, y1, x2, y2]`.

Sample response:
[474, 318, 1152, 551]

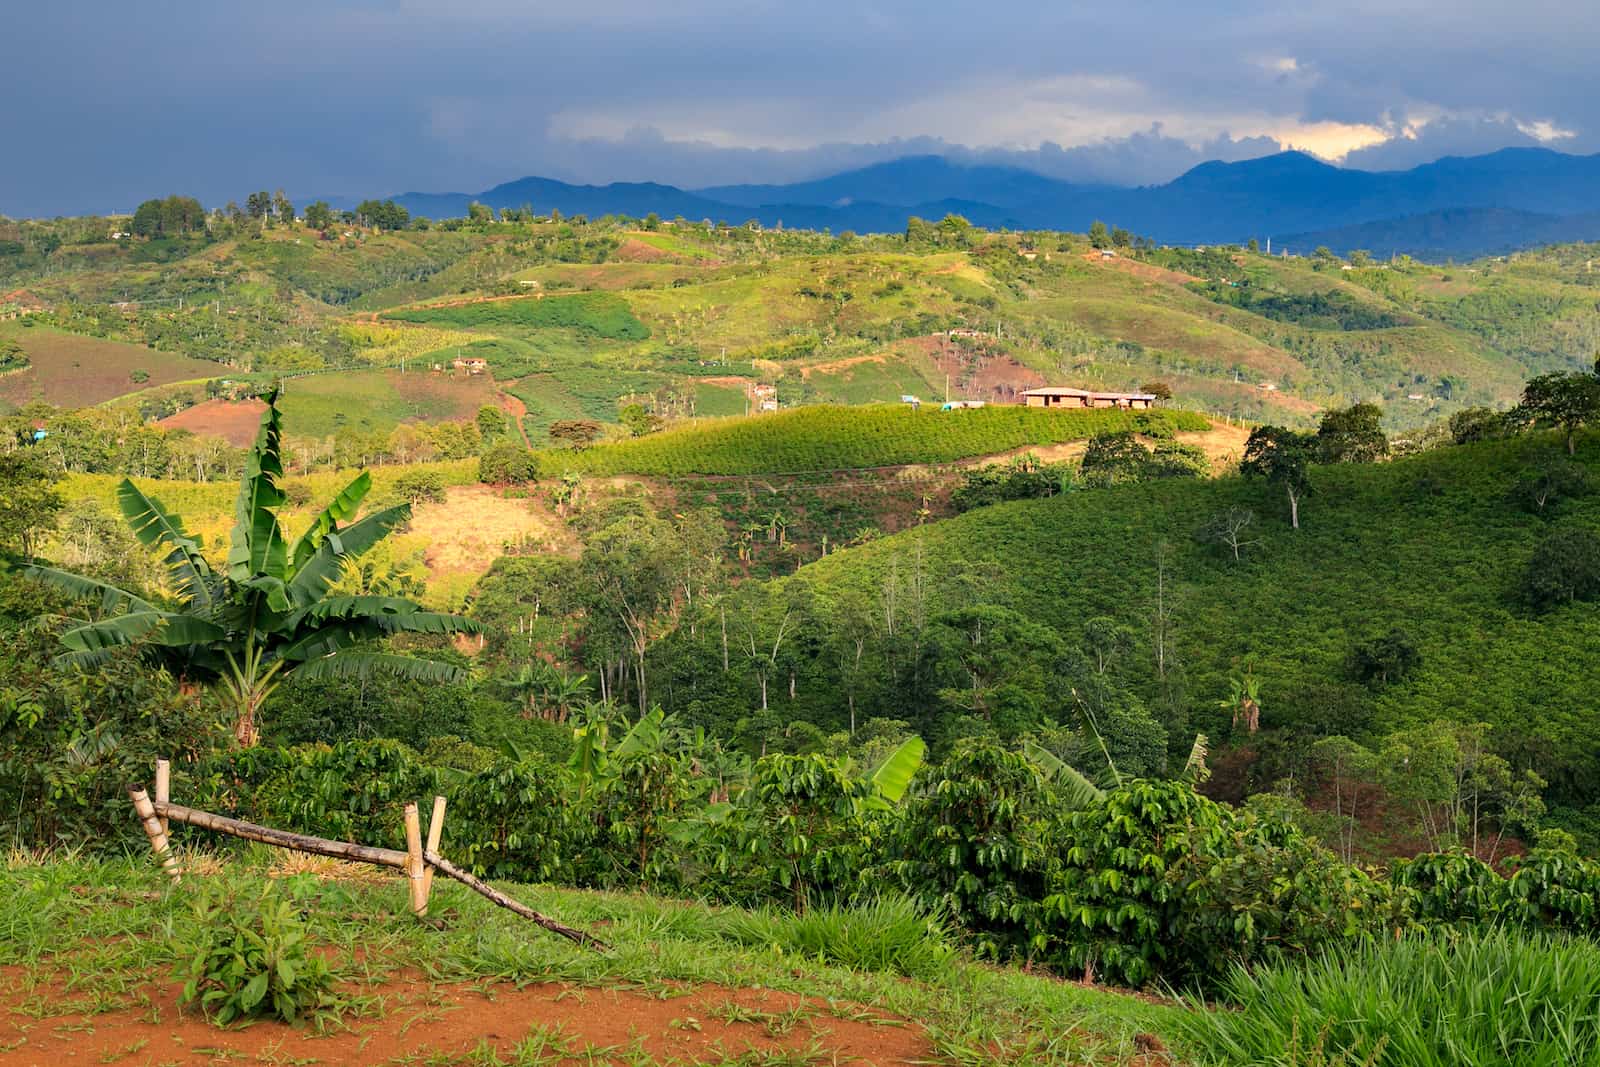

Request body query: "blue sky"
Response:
[2, 0, 1591, 216]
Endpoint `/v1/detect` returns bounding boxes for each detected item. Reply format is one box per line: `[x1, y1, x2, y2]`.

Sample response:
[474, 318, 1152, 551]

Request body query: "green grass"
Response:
[275, 367, 500, 436]
[695, 381, 752, 417]
[1176, 928, 1600, 1066]
[384, 291, 650, 340]
[1, 853, 1182, 1066]
[805, 353, 944, 405]
[537, 404, 1210, 477]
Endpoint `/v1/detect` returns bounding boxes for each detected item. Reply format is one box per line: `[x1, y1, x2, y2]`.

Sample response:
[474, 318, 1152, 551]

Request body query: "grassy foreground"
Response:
[0, 853, 1183, 1066]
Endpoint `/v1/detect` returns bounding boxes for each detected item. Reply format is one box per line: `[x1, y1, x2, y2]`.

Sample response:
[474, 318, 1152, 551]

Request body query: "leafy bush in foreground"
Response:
[1043, 779, 1394, 988]
[177, 878, 341, 1027]
[1176, 928, 1600, 1067]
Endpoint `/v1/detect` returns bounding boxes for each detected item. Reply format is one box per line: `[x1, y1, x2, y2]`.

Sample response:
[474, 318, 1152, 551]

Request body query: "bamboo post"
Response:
[154, 759, 171, 837]
[403, 802, 427, 917]
[129, 787, 182, 883]
[421, 795, 446, 906]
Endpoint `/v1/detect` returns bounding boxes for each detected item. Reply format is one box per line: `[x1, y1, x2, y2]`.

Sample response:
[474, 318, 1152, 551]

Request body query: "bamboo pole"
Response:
[154, 759, 171, 836]
[143, 797, 603, 947]
[423, 849, 607, 949]
[128, 787, 182, 883]
[421, 795, 446, 905]
[403, 802, 427, 917]
[153, 800, 410, 868]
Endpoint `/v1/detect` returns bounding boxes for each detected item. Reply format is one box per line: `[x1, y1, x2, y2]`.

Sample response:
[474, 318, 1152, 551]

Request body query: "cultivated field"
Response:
[0, 326, 218, 409]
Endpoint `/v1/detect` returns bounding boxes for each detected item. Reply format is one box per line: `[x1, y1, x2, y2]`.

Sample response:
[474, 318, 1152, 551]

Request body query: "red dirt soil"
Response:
[0, 970, 930, 1066]
[157, 398, 269, 447]
[611, 237, 677, 263]
[1081, 252, 1200, 286]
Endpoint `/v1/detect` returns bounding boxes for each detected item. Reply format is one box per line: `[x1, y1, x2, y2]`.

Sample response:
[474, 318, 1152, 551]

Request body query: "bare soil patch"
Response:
[157, 398, 268, 447]
[0, 971, 930, 1066]
[611, 237, 676, 263]
[1082, 252, 1200, 286]
[408, 485, 578, 578]
[800, 353, 889, 378]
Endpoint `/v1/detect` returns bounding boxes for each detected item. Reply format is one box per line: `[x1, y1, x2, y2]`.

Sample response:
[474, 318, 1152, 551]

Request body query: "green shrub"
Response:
[888, 742, 1055, 960]
[1043, 780, 1391, 988]
[176, 879, 341, 1027]
[1523, 526, 1600, 609]
[706, 753, 873, 909]
[478, 441, 539, 485]
[1175, 928, 1600, 1067]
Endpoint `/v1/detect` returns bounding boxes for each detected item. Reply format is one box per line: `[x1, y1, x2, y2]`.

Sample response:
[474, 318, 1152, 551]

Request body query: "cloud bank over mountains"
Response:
[0, 0, 1593, 214]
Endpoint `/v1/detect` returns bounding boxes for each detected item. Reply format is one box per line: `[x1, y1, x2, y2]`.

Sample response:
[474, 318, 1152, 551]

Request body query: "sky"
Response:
[2, 0, 1593, 216]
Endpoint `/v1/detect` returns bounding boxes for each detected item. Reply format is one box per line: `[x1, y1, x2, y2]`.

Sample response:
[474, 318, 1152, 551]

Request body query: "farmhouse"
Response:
[452, 357, 489, 375]
[1021, 386, 1157, 411]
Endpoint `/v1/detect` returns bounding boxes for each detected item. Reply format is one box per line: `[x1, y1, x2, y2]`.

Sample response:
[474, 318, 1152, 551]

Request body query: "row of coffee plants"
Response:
[169, 725, 1600, 991]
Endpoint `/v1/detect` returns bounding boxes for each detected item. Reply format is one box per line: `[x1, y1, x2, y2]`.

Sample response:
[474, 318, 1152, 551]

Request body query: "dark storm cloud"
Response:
[0, 0, 1591, 216]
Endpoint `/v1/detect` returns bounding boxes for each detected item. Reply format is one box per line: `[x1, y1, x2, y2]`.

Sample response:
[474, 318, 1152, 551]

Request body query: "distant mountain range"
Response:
[374, 148, 1600, 259]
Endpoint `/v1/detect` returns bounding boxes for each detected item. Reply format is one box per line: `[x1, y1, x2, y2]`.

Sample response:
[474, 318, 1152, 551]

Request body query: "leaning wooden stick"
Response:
[424, 849, 608, 950]
[128, 786, 182, 883]
[421, 795, 446, 905]
[153, 799, 410, 868]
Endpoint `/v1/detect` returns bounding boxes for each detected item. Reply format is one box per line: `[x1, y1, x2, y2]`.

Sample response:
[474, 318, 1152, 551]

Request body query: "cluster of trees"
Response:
[353, 199, 411, 232]
[3, 400, 516, 483]
[130, 195, 206, 237]
[1241, 402, 1389, 528]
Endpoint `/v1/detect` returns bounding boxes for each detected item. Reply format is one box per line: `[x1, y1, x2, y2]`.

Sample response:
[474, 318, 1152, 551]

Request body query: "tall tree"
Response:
[0, 452, 64, 559]
[1518, 370, 1600, 455]
[25, 391, 478, 746]
[303, 200, 334, 230]
[1240, 426, 1316, 529]
[1316, 403, 1388, 463]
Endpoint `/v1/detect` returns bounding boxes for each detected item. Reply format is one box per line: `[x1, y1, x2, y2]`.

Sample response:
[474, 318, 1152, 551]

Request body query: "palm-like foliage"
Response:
[26, 390, 480, 746]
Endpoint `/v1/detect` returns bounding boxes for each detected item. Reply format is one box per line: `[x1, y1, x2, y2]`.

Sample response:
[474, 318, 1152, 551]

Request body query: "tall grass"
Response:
[1176, 928, 1600, 1067]
[718, 895, 956, 980]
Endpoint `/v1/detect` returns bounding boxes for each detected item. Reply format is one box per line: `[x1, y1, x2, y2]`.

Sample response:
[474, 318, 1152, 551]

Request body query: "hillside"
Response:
[6, 213, 1600, 445]
[654, 428, 1600, 828]
[535, 405, 1210, 477]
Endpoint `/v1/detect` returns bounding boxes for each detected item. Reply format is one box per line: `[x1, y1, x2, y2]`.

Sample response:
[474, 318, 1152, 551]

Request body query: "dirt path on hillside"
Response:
[496, 388, 532, 447]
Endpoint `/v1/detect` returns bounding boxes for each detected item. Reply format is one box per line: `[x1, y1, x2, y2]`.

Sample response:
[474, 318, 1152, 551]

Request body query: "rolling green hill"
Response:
[536, 404, 1210, 477]
[653, 427, 1600, 825]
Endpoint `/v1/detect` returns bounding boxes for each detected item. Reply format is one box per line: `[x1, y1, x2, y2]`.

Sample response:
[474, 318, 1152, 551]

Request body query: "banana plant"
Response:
[1022, 739, 1107, 810]
[25, 389, 480, 747]
[860, 736, 927, 811]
